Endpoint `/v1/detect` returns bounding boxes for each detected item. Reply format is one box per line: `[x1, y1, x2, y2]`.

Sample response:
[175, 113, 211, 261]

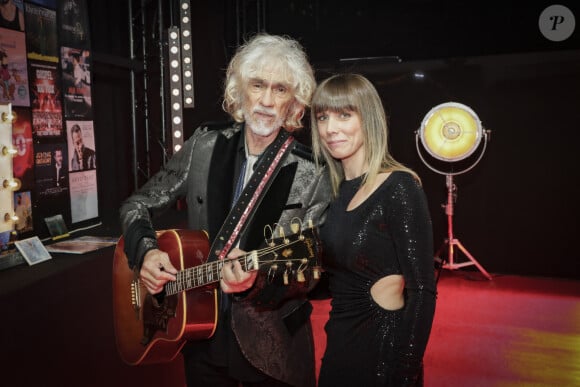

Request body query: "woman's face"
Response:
[315, 109, 365, 165]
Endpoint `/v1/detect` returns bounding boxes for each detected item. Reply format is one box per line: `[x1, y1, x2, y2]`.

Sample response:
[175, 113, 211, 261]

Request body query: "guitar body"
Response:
[112, 229, 217, 365]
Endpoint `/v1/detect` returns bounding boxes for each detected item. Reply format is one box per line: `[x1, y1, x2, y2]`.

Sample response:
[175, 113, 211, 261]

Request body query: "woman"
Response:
[311, 74, 436, 386]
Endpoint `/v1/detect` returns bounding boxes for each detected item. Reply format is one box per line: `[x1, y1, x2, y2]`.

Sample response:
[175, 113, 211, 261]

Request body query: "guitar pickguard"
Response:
[140, 293, 178, 345]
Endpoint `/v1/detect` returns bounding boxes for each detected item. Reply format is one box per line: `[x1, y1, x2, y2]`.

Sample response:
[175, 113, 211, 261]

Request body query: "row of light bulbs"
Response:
[167, 1, 194, 155]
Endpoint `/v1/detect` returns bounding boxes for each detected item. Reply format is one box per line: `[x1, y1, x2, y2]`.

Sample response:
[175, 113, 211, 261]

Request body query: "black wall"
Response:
[88, 0, 580, 280]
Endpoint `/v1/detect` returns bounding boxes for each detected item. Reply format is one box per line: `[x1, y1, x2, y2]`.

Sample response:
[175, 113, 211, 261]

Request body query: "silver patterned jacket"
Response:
[120, 121, 331, 387]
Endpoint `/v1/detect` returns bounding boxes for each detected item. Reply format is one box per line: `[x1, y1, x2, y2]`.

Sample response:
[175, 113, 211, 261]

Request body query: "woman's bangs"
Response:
[313, 87, 356, 114]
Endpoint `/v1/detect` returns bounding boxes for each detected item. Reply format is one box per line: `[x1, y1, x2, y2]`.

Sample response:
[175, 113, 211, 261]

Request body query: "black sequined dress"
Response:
[318, 171, 437, 387]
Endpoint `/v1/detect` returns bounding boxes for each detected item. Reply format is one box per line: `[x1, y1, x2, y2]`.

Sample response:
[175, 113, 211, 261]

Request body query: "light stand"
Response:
[416, 102, 492, 280]
[435, 174, 491, 280]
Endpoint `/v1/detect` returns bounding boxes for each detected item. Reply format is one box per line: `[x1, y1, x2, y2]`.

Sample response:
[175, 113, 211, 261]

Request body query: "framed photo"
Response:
[44, 214, 70, 239]
[14, 236, 52, 266]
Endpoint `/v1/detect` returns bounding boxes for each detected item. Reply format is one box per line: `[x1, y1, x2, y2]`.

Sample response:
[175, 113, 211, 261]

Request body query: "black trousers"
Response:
[183, 355, 292, 387]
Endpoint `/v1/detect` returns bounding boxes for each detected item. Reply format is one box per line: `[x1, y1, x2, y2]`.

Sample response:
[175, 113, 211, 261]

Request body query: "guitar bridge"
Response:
[131, 279, 141, 309]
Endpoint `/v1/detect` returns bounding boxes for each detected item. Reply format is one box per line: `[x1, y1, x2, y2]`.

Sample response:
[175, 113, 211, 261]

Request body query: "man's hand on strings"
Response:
[140, 249, 177, 294]
[220, 248, 258, 293]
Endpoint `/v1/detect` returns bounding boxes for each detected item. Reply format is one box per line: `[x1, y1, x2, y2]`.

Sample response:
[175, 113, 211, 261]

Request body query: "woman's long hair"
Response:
[310, 73, 418, 196]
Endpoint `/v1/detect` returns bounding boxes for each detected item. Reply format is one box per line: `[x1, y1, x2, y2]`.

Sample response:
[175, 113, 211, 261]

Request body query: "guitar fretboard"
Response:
[165, 253, 257, 296]
[162, 233, 316, 296]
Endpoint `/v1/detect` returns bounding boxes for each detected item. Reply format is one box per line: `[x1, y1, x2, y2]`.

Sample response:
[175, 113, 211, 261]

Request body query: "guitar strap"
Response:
[209, 129, 295, 262]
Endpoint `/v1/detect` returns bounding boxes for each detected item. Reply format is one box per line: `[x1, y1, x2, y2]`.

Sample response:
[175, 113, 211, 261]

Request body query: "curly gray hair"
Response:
[222, 33, 315, 132]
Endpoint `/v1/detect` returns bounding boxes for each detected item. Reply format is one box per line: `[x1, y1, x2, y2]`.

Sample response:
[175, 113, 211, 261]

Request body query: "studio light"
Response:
[416, 102, 492, 280]
[167, 26, 184, 153]
[180, 0, 194, 108]
[420, 102, 482, 163]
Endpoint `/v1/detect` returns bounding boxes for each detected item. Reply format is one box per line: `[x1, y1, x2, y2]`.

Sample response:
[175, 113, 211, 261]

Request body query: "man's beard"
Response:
[244, 108, 284, 137]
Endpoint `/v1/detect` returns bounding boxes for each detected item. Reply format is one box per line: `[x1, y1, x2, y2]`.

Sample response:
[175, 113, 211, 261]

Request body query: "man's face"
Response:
[72, 131, 83, 154]
[242, 65, 294, 137]
[54, 150, 63, 166]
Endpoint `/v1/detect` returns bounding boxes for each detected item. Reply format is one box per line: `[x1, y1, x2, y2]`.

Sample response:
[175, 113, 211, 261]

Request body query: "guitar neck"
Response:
[163, 226, 318, 296]
[164, 252, 257, 296]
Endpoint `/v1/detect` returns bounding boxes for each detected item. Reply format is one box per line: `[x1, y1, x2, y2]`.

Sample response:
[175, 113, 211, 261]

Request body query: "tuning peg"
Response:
[290, 222, 300, 234]
[312, 267, 320, 280]
[279, 226, 290, 243]
[283, 261, 292, 285]
[296, 271, 305, 282]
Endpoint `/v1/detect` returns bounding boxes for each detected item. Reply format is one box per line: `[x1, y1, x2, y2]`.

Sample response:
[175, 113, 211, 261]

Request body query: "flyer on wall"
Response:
[24, 2, 58, 63]
[61, 46, 92, 119]
[30, 60, 62, 137]
[33, 142, 69, 196]
[11, 106, 34, 190]
[69, 169, 98, 223]
[0, 27, 30, 106]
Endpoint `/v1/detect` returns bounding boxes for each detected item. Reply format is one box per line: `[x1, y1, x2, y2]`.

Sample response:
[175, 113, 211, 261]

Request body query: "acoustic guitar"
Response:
[112, 223, 320, 365]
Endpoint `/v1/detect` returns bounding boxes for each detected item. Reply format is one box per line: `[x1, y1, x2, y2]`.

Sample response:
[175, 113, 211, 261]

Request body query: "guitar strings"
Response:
[164, 236, 309, 294]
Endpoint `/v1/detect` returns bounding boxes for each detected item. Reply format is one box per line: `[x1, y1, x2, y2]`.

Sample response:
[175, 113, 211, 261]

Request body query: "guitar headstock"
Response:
[250, 219, 321, 285]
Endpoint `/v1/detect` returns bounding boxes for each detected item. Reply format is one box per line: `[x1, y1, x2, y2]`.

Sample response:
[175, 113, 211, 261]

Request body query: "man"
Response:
[120, 33, 330, 387]
[70, 124, 96, 170]
[53, 147, 67, 187]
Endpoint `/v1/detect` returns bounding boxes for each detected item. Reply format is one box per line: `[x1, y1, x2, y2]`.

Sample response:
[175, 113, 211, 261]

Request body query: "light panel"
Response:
[167, 26, 184, 153]
[180, 0, 194, 108]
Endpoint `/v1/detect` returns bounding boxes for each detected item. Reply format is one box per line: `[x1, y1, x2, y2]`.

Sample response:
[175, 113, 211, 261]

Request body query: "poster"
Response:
[61, 46, 91, 119]
[24, 3, 58, 62]
[0, 27, 29, 106]
[58, 0, 90, 48]
[0, 0, 25, 31]
[33, 142, 69, 196]
[11, 106, 34, 189]
[13, 190, 32, 233]
[69, 169, 98, 223]
[30, 60, 62, 137]
[66, 120, 95, 171]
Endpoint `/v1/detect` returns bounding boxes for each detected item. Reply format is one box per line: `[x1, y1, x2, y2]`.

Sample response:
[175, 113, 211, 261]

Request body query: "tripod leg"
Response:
[455, 240, 492, 280]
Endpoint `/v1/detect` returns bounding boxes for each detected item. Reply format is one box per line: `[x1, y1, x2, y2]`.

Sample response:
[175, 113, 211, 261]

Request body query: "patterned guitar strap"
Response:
[209, 129, 295, 263]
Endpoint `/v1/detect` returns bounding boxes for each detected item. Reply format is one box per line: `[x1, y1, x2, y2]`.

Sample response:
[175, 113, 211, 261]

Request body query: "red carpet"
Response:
[311, 270, 580, 386]
[2, 252, 579, 386]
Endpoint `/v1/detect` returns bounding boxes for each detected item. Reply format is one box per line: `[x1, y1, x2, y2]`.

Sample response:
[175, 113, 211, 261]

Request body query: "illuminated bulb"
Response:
[2, 178, 21, 191]
[1, 111, 16, 123]
[2, 146, 17, 156]
[174, 144, 182, 152]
